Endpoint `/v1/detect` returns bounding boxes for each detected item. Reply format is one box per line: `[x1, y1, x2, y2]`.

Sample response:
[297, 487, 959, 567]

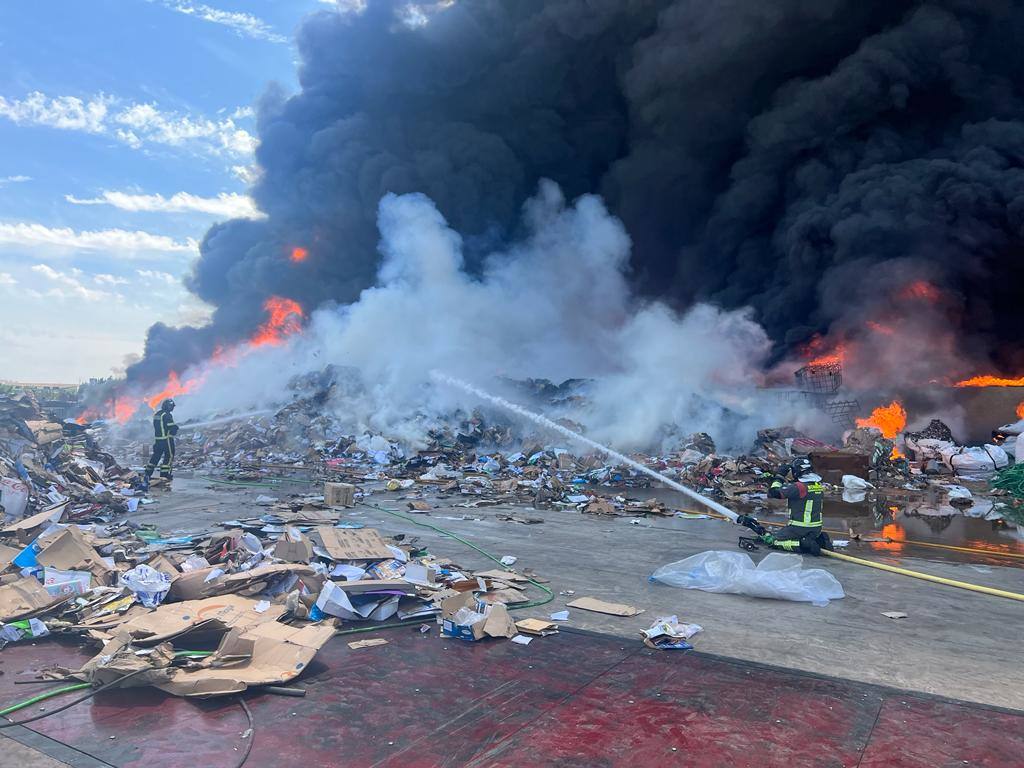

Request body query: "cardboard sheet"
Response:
[566, 596, 644, 617]
[154, 621, 336, 697]
[315, 527, 393, 561]
[118, 595, 288, 645]
[0, 576, 67, 621]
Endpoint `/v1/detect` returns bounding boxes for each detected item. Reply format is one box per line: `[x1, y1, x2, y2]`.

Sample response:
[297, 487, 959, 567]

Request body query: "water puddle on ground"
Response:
[608, 484, 1024, 568]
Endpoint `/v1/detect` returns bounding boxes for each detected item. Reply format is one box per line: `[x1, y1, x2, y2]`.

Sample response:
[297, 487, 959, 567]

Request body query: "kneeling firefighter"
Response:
[142, 398, 178, 490]
[736, 457, 833, 555]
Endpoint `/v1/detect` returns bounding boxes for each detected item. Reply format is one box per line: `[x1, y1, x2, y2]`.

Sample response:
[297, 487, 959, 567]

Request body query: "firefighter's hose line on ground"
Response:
[822, 549, 1024, 602]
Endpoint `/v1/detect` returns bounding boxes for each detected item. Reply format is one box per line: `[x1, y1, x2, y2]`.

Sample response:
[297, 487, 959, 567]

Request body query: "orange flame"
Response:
[1016, 401, 1024, 420]
[954, 374, 1024, 387]
[146, 371, 204, 410]
[290, 246, 308, 263]
[801, 335, 846, 366]
[856, 400, 907, 440]
[249, 297, 304, 348]
[78, 297, 305, 423]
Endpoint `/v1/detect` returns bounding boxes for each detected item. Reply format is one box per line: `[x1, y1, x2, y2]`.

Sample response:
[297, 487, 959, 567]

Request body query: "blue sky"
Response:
[0, 0, 329, 383]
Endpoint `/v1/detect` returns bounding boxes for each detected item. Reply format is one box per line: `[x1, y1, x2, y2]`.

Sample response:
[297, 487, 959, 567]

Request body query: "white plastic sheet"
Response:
[650, 551, 845, 606]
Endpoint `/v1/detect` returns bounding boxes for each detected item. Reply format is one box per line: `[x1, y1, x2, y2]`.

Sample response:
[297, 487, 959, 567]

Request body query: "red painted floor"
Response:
[1, 628, 1022, 768]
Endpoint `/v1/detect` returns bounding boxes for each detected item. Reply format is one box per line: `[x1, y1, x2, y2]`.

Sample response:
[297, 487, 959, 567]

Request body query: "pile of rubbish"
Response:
[0, 481, 553, 697]
[1, 393, 142, 526]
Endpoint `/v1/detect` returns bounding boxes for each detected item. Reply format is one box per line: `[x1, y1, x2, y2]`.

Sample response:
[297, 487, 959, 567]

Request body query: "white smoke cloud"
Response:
[166, 182, 820, 451]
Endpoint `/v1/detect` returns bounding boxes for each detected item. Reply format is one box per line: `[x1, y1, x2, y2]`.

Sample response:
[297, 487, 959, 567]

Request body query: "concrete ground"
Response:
[134, 472, 1024, 711]
[5, 470, 1022, 766]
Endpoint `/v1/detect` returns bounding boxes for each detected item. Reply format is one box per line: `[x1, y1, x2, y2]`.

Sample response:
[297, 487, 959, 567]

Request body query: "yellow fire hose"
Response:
[821, 549, 1024, 602]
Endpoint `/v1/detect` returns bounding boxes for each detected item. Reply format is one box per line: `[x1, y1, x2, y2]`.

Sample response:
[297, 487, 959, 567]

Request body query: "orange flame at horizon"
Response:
[955, 374, 1024, 387]
[77, 296, 305, 424]
[290, 246, 308, 263]
[1016, 401, 1024, 420]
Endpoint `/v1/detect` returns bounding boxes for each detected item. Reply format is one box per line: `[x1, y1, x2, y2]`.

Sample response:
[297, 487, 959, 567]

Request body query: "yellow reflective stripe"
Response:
[789, 519, 822, 528]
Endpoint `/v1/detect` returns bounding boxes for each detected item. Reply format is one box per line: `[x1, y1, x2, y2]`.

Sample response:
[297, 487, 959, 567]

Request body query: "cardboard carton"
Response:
[324, 482, 355, 507]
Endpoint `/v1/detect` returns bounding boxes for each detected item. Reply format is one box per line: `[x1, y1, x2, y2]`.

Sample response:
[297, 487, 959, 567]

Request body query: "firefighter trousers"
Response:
[145, 437, 175, 479]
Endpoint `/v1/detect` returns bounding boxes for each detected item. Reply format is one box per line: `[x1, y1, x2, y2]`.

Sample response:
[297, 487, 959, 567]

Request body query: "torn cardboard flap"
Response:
[274, 527, 314, 563]
[154, 620, 336, 697]
[36, 526, 110, 574]
[1, 502, 67, 540]
[315, 527, 393, 561]
[566, 596, 643, 617]
[481, 603, 518, 639]
[118, 595, 288, 646]
[0, 576, 68, 621]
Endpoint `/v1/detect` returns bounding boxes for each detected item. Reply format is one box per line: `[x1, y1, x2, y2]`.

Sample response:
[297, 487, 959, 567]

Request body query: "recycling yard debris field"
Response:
[3, 371, 1024, 766]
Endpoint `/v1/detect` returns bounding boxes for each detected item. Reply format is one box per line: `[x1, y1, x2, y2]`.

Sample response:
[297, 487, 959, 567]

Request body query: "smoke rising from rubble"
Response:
[176, 185, 824, 451]
[125, 1, 1024, 395]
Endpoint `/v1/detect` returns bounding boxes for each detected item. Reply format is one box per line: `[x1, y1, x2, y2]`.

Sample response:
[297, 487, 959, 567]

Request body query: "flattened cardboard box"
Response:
[0, 576, 67, 621]
[155, 621, 336, 697]
[118, 594, 288, 645]
[315, 526, 393, 561]
[566, 596, 643, 617]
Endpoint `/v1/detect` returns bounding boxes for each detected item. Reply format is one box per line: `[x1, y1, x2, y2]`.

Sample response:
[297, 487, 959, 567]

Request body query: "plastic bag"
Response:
[650, 551, 845, 606]
[0, 477, 29, 522]
[940, 445, 1009, 475]
[119, 564, 172, 607]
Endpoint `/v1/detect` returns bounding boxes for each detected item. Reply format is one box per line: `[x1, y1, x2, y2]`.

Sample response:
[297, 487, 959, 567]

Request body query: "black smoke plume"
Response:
[127, 0, 1024, 384]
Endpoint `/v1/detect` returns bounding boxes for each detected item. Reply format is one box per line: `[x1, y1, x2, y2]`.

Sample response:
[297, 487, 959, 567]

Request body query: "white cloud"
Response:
[0, 175, 31, 186]
[0, 272, 16, 285]
[152, 1, 288, 44]
[66, 190, 264, 219]
[0, 222, 198, 254]
[231, 164, 262, 185]
[0, 93, 110, 133]
[93, 273, 129, 286]
[31, 264, 108, 301]
[0, 91, 256, 158]
[136, 269, 180, 285]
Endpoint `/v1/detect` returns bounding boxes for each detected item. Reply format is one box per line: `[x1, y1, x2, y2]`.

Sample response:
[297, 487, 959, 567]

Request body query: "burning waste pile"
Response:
[1, 391, 142, 526]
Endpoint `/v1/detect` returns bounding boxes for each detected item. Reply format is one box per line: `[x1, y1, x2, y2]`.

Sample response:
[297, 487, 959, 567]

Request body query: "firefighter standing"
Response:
[142, 398, 178, 490]
[762, 457, 833, 555]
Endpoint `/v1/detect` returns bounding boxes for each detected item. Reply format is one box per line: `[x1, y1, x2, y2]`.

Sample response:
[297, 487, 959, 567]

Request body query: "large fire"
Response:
[77, 296, 305, 424]
[145, 371, 205, 410]
[856, 400, 907, 439]
[856, 400, 907, 459]
[954, 374, 1024, 387]
[249, 297, 304, 347]
[801, 335, 846, 366]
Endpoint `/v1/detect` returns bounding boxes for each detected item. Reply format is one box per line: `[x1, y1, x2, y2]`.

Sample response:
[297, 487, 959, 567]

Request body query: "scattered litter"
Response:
[510, 634, 532, 646]
[500, 555, 517, 566]
[549, 610, 569, 621]
[881, 611, 908, 620]
[641, 615, 701, 650]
